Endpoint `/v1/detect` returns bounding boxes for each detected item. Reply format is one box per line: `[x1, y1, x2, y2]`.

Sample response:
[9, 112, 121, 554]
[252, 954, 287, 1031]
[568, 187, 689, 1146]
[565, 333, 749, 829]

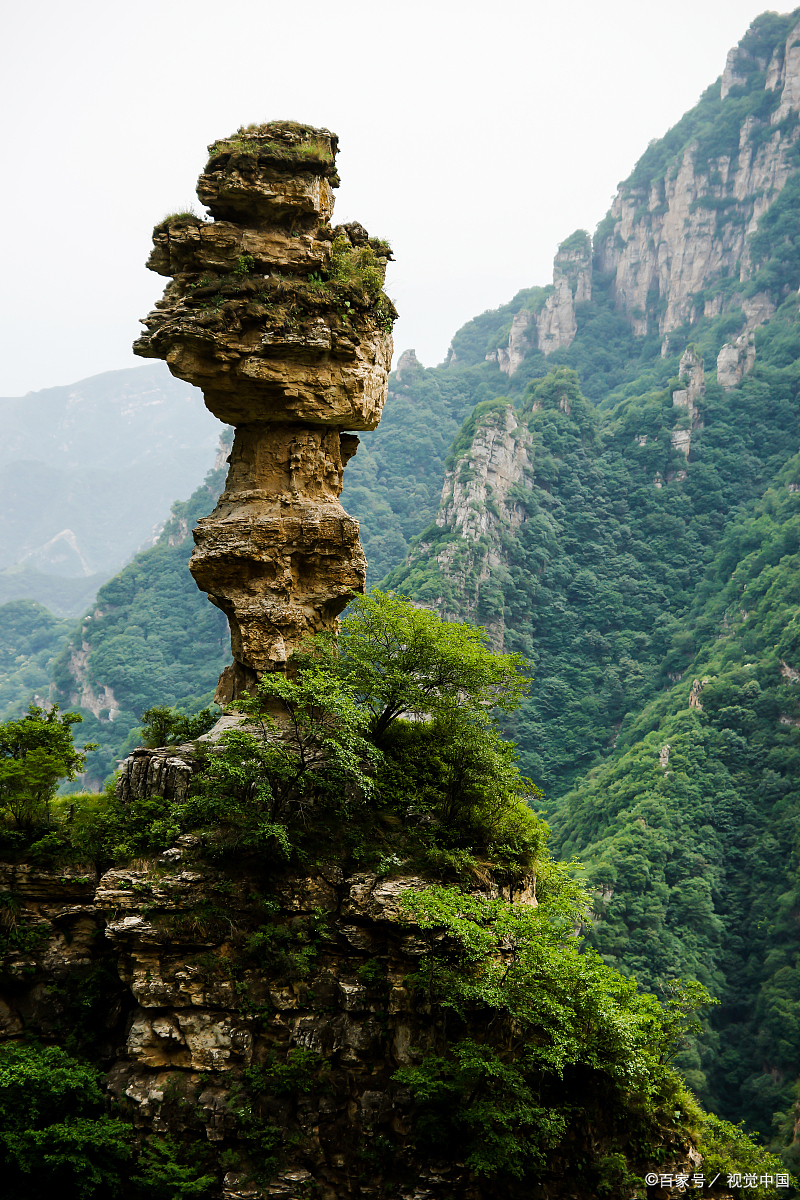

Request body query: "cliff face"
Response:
[597, 14, 800, 346]
[135, 122, 395, 702]
[485, 13, 800, 385]
[2, 737, 704, 1200]
[404, 403, 533, 649]
[0, 750, 550, 1200]
[486, 232, 592, 374]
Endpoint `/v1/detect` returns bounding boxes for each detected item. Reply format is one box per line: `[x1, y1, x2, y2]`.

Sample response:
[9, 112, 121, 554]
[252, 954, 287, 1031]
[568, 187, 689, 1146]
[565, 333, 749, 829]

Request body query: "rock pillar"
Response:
[134, 122, 395, 701]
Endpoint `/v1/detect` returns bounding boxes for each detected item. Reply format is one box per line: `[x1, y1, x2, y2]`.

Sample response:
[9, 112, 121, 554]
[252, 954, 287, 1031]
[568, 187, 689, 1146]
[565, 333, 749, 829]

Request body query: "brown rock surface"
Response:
[134, 122, 396, 699]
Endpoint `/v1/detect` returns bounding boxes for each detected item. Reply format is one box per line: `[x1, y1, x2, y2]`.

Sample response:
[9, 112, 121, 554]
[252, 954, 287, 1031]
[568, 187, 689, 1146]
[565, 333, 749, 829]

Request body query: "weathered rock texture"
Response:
[0, 741, 551, 1200]
[413, 403, 533, 649]
[134, 123, 395, 701]
[0, 753, 704, 1200]
[486, 232, 592, 374]
[485, 20, 800, 383]
[717, 329, 756, 389]
[669, 346, 705, 472]
[596, 17, 800, 344]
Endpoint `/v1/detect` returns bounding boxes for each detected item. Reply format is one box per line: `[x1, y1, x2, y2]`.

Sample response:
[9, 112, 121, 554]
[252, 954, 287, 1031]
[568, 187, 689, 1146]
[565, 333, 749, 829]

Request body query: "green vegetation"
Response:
[2, 597, 789, 1194]
[208, 123, 334, 164]
[551, 447, 800, 1137]
[394, 885, 789, 1195]
[32, 594, 542, 886]
[0, 599, 75, 720]
[327, 234, 385, 296]
[138, 704, 219, 748]
[0, 1043, 217, 1199]
[0, 1043, 130, 1199]
[6, 14, 800, 1180]
[158, 209, 202, 227]
[0, 704, 93, 841]
[48, 457, 231, 784]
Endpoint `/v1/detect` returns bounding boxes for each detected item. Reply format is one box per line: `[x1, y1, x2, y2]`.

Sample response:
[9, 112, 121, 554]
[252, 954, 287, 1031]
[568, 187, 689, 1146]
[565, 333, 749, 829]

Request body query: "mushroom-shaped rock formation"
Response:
[134, 122, 396, 702]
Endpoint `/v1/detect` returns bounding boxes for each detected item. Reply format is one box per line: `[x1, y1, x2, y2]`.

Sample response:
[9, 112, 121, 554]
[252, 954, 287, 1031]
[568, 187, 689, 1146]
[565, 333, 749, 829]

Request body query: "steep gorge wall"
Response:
[399, 403, 533, 650]
[487, 12, 800, 379]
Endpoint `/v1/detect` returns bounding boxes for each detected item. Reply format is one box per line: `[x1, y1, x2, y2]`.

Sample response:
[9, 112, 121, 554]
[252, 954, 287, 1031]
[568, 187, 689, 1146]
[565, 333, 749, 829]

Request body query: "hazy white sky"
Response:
[0, 0, 789, 395]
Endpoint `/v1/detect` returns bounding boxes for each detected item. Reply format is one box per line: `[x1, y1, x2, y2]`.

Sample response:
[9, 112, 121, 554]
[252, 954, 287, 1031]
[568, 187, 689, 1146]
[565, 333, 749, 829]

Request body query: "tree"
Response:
[0, 705, 95, 831]
[138, 705, 219, 748]
[170, 670, 379, 860]
[0, 1042, 130, 1199]
[299, 590, 530, 747]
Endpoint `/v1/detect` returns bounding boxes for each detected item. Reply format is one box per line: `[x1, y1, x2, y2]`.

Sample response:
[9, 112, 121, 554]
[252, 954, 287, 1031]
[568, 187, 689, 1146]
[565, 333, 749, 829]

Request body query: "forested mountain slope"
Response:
[371, 10, 800, 1152]
[44, 449, 231, 787]
[0, 363, 219, 615]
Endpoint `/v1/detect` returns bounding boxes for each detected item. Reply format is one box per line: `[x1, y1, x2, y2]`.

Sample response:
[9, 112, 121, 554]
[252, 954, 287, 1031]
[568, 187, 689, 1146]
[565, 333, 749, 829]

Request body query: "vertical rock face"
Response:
[669, 347, 705, 469]
[534, 230, 592, 356]
[490, 308, 535, 375]
[717, 329, 756, 389]
[487, 231, 592, 375]
[424, 403, 532, 648]
[596, 17, 800, 342]
[134, 122, 395, 700]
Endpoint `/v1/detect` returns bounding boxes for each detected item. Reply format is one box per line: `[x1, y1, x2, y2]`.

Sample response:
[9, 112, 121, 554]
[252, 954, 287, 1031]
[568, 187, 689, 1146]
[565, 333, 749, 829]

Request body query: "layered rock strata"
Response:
[0, 776, 702, 1200]
[134, 122, 395, 701]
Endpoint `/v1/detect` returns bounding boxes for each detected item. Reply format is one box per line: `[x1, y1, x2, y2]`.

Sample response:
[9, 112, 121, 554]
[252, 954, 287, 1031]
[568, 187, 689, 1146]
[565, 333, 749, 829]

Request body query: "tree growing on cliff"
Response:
[0, 704, 95, 832]
[297, 589, 530, 747]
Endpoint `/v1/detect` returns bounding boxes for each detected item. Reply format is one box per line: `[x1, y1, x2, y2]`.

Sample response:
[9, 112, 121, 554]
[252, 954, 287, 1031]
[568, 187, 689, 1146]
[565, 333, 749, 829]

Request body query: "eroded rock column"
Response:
[134, 122, 395, 701]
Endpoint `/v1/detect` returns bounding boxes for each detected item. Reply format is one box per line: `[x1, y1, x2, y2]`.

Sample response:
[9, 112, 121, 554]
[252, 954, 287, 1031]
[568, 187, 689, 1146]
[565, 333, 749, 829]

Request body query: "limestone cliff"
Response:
[135, 122, 396, 702]
[668, 346, 705, 474]
[596, 14, 800, 353]
[0, 742, 701, 1200]
[405, 403, 532, 649]
[486, 232, 591, 374]
[0, 837, 492, 1199]
[482, 15, 800, 386]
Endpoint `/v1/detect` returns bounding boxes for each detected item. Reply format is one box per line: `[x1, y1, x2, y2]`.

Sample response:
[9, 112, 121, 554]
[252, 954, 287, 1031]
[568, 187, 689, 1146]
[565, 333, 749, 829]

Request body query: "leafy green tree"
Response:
[302, 589, 529, 747]
[131, 1137, 216, 1198]
[0, 1043, 130, 1199]
[396, 884, 792, 1195]
[0, 704, 95, 831]
[138, 704, 219, 748]
[104, 668, 379, 862]
[378, 703, 545, 881]
[195, 670, 378, 837]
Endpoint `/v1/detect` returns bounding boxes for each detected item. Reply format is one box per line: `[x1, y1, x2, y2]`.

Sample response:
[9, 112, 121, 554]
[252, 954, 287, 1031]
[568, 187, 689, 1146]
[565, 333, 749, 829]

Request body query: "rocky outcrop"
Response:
[595, 17, 800, 341]
[669, 346, 705, 467]
[0, 819, 544, 1200]
[0, 860, 128, 1049]
[487, 309, 536, 375]
[413, 403, 532, 648]
[134, 123, 396, 701]
[535, 231, 592, 357]
[717, 329, 756, 388]
[394, 348, 422, 377]
[487, 232, 591, 375]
